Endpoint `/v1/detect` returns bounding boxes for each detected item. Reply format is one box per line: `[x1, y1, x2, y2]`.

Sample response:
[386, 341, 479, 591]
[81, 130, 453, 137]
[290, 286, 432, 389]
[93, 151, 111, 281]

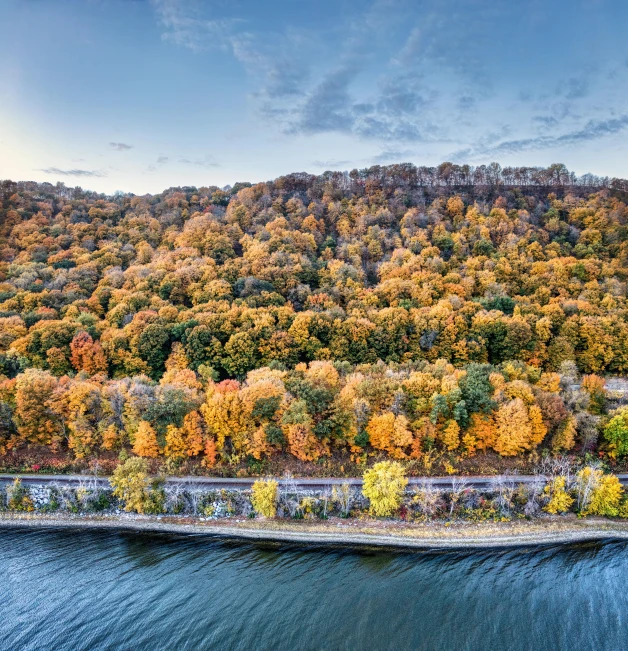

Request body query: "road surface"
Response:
[2, 473, 628, 491]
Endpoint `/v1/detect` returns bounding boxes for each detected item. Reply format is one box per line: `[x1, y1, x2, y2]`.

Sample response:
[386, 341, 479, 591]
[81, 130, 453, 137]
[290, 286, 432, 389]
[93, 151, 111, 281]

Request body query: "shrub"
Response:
[578, 468, 624, 517]
[542, 477, 574, 514]
[6, 479, 34, 512]
[362, 461, 408, 517]
[603, 408, 628, 458]
[110, 457, 164, 514]
[251, 479, 278, 518]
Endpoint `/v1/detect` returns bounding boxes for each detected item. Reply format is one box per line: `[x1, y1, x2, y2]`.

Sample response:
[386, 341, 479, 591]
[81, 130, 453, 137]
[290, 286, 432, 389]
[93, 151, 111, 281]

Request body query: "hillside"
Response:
[1, 163, 628, 475]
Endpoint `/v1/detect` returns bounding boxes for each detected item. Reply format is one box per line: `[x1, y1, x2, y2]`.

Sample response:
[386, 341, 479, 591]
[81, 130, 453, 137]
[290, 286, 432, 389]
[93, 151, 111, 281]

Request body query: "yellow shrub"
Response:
[581, 472, 623, 517]
[362, 461, 408, 517]
[251, 479, 278, 518]
[543, 477, 574, 514]
[110, 457, 164, 514]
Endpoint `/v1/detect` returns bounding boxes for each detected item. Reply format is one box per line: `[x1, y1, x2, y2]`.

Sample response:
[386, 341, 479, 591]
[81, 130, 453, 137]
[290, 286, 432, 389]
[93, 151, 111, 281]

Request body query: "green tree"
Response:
[604, 408, 628, 458]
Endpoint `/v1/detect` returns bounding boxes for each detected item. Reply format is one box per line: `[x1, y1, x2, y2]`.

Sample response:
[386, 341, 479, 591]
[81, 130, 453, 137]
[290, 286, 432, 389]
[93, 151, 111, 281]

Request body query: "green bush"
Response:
[604, 408, 628, 458]
[6, 479, 34, 512]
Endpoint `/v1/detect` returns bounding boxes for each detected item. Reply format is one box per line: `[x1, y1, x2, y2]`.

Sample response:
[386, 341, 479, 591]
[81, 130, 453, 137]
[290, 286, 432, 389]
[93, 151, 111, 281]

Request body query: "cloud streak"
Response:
[38, 168, 107, 178]
[150, 0, 233, 52]
[177, 156, 220, 168]
[109, 142, 133, 151]
[454, 115, 628, 159]
[311, 159, 352, 169]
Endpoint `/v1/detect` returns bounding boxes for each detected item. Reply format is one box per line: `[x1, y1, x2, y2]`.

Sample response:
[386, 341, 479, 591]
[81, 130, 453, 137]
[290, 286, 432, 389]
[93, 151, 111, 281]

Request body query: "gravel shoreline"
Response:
[3, 513, 628, 550]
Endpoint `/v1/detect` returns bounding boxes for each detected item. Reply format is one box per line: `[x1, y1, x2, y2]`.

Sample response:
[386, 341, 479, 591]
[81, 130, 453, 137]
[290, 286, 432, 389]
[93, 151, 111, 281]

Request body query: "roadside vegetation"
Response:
[3, 457, 628, 525]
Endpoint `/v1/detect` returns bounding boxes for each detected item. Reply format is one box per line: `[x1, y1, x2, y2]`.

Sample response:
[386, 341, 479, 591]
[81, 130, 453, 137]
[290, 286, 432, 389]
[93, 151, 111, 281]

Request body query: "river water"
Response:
[0, 527, 625, 650]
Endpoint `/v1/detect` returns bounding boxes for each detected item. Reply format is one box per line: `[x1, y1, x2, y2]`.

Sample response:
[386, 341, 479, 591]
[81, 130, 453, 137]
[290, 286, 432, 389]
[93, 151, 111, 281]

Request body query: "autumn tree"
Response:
[70, 331, 108, 375]
[251, 479, 278, 517]
[133, 420, 160, 458]
[604, 408, 628, 458]
[110, 457, 164, 514]
[14, 369, 63, 447]
[362, 461, 408, 517]
[366, 412, 412, 458]
[493, 399, 540, 456]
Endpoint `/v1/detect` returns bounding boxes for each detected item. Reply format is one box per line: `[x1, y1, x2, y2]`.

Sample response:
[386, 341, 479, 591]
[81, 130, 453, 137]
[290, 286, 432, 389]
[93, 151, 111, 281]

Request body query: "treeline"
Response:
[1, 163, 628, 465]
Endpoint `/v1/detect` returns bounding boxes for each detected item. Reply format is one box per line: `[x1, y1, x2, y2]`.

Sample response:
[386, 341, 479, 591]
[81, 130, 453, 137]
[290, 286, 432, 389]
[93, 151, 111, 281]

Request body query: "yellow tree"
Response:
[551, 414, 576, 452]
[440, 419, 460, 451]
[362, 461, 408, 517]
[493, 399, 532, 456]
[133, 420, 160, 458]
[15, 369, 63, 448]
[528, 404, 548, 447]
[251, 479, 278, 517]
[366, 412, 413, 458]
[581, 374, 606, 414]
[201, 380, 249, 455]
[164, 424, 187, 461]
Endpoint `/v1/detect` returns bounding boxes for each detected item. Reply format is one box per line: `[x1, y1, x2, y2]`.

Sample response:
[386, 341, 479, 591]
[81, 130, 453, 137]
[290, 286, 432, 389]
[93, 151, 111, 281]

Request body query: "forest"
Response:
[1, 162, 628, 476]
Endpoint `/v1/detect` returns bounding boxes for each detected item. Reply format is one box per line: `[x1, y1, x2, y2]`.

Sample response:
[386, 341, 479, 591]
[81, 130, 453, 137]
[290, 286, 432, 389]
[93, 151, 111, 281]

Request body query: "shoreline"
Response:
[3, 513, 628, 550]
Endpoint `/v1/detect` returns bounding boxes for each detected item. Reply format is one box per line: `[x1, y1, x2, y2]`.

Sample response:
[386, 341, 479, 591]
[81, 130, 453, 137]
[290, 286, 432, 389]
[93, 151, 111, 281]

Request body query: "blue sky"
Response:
[1, 0, 628, 193]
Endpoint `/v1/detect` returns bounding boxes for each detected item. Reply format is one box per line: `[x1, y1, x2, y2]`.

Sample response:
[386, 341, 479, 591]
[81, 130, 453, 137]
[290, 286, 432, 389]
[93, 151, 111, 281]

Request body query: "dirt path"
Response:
[3, 513, 628, 550]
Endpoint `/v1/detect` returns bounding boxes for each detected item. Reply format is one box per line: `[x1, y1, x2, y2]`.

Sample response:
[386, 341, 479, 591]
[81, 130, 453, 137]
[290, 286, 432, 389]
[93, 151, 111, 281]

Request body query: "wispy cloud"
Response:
[311, 159, 352, 169]
[150, 0, 236, 52]
[372, 149, 416, 164]
[146, 0, 628, 161]
[452, 115, 628, 159]
[177, 156, 220, 168]
[38, 168, 107, 178]
[109, 142, 133, 151]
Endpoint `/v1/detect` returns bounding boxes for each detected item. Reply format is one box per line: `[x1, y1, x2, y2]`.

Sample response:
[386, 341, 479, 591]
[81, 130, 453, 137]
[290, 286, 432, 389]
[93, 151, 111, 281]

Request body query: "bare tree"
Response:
[164, 481, 185, 513]
[523, 477, 545, 516]
[576, 412, 601, 452]
[537, 455, 577, 489]
[573, 464, 602, 512]
[185, 486, 203, 516]
[490, 476, 517, 516]
[320, 488, 332, 519]
[280, 471, 301, 518]
[448, 477, 469, 517]
[331, 483, 353, 517]
[413, 480, 442, 518]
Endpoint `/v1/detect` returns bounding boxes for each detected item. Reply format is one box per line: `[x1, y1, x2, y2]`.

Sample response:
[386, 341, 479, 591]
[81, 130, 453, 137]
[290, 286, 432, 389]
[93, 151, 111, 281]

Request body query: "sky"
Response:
[1, 0, 628, 194]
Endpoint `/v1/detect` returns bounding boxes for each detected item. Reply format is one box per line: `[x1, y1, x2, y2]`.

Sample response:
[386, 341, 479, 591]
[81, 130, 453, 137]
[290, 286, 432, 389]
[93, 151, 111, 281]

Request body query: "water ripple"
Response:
[0, 528, 626, 651]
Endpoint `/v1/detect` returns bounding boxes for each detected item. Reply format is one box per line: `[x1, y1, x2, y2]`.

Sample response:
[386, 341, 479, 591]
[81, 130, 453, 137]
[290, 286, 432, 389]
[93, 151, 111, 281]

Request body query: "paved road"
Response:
[2, 473, 628, 491]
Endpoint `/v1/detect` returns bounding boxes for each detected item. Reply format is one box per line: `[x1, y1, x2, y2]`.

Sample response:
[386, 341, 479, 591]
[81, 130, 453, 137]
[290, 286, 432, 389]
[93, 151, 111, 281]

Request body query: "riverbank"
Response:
[3, 512, 628, 549]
